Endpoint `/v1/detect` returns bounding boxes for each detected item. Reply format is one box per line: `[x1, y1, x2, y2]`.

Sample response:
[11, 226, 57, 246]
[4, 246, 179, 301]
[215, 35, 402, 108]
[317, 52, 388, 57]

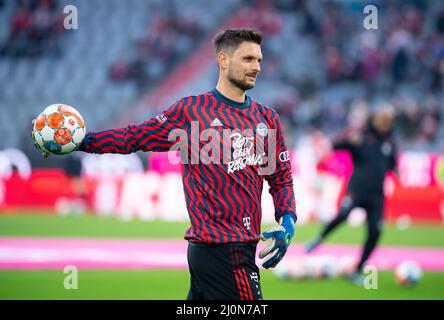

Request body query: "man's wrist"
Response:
[279, 213, 296, 226]
[280, 214, 295, 239]
[283, 214, 295, 225]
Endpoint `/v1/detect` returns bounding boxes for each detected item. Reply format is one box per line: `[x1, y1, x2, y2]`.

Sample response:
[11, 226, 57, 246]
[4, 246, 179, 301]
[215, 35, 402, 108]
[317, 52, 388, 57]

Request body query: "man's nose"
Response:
[254, 62, 261, 73]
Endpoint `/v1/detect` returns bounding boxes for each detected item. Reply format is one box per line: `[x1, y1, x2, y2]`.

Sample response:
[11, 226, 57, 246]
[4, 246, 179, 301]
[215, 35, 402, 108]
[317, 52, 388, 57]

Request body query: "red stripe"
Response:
[134, 123, 161, 144]
[136, 122, 174, 150]
[197, 94, 221, 243]
[271, 113, 296, 218]
[216, 101, 244, 242]
[189, 96, 211, 242]
[206, 103, 231, 243]
[250, 101, 266, 236]
[230, 107, 261, 242]
[94, 122, 169, 153]
[235, 269, 247, 300]
[234, 248, 249, 300]
[232, 107, 258, 209]
[135, 99, 190, 149]
[189, 96, 208, 241]
[165, 97, 191, 129]
[95, 136, 126, 147]
[241, 268, 253, 300]
[181, 97, 193, 127]
[233, 247, 247, 300]
[236, 100, 263, 240]
[189, 96, 201, 166]
[164, 100, 183, 125]
[95, 129, 127, 139]
[182, 99, 203, 240]
[231, 248, 245, 300]
[94, 98, 188, 154]
[223, 103, 247, 243]
[231, 106, 263, 242]
[182, 168, 201, 238]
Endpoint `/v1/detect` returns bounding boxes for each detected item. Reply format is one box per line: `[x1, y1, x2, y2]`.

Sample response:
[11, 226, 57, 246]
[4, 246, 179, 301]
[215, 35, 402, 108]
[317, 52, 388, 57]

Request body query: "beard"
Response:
[227, 68, 255, 91]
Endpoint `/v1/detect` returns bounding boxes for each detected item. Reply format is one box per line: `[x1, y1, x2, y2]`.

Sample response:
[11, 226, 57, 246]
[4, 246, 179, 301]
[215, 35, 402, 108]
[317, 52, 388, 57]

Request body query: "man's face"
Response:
[223, 41, 262, 91]
[373, 108, 395, 135]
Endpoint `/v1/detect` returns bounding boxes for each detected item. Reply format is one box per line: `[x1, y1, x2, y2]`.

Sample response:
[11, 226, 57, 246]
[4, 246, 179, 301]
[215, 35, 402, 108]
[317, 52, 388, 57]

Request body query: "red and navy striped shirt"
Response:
[80, 89, 297, 244]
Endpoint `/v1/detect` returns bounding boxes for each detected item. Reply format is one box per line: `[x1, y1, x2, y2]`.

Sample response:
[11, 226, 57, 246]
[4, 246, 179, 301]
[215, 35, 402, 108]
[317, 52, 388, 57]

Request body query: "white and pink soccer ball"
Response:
[395, 261, 422, 287]
[32, 104, 86, 155]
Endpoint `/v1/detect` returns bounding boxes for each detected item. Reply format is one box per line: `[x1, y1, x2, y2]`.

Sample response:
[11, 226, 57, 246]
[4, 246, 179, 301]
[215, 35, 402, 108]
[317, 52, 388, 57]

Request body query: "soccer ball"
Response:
[337, 255, 356, 276]
[272, 259, 309, 280]
[32, 104, 86, 155]
[395, 261, 422, 287]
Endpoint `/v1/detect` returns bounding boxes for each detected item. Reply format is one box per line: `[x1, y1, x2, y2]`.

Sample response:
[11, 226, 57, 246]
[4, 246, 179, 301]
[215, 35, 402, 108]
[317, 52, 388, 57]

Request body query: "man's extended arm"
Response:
[79, 99, 187, 154]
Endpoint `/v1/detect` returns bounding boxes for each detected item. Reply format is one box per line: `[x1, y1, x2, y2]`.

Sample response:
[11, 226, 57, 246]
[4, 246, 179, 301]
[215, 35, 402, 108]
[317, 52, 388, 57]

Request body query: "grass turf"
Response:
[0, 212, 443, 300]
[0, 269, 443, 300]
[0, 213, 443, 247]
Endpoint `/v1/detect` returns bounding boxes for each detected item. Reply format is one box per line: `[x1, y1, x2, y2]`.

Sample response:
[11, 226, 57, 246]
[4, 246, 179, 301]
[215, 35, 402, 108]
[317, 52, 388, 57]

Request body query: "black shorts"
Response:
[186, 242, 263, 300]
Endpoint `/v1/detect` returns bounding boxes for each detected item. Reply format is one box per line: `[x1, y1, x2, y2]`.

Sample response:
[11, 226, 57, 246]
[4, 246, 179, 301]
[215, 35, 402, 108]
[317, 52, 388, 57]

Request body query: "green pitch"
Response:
[0, 212, 443, 300]
[0, 213, 443, 247]
[0, 270, 443, 300]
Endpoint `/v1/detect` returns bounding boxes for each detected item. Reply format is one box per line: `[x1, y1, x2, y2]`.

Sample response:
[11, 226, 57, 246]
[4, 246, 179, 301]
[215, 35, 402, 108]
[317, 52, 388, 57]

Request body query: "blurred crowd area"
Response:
[245, 0, 444, 151]
[108, 3, 206, 93]
[0, 0, 65, 58]
[0, 0, 443, 169]
[0, 0, 239, 165]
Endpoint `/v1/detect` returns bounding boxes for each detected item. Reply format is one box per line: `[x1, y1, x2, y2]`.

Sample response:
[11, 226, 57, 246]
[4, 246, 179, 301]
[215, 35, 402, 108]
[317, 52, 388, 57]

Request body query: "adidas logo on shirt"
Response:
[210, 118, 223, 127]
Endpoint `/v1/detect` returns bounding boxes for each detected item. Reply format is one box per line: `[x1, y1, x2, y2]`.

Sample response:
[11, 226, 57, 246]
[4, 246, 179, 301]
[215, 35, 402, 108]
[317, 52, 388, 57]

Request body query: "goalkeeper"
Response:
[33, 29, 297, 300]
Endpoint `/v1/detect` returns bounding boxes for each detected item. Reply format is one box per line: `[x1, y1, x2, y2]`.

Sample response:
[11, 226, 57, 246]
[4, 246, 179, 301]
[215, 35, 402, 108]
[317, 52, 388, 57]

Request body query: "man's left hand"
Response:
[259, 214, 295, 269]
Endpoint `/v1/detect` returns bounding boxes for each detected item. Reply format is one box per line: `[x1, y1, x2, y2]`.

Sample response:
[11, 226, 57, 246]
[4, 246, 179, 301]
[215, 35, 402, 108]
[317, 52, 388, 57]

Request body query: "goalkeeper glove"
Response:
[259, 214, 295, 269]
[31, 119, 50, 158]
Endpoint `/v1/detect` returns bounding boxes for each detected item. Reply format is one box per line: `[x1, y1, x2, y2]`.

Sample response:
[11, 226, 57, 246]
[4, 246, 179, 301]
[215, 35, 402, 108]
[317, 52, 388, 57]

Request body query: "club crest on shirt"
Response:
[256, 123, 268, 137]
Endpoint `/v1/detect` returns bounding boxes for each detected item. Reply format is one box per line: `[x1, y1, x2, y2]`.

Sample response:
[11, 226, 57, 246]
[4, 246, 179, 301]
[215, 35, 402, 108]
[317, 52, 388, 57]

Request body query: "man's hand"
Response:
[31, 120, 50, 158]
[259, 214, 295, 269]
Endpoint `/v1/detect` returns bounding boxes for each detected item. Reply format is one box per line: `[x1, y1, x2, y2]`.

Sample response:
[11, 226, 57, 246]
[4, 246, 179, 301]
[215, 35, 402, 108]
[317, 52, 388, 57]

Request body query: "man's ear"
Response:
[217, 51, 229, 70]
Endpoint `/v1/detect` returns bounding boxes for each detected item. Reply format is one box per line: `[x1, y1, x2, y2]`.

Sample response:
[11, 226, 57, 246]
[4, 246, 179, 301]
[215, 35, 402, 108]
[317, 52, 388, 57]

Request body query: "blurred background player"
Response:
[305, 105, 398, 285]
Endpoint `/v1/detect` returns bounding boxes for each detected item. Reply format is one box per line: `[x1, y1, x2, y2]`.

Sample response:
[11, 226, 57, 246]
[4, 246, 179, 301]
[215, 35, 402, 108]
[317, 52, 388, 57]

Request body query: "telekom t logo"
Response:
[249, 272, 259, 282]
[243, 217, 251, 231]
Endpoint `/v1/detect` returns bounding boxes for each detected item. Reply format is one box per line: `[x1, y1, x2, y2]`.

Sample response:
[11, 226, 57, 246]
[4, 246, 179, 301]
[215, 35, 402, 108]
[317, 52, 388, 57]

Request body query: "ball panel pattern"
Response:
[35, 114, 46, 131]
[33, 104, 86, 155]
[47, 113, 64, 129]
[54, 128, 72, 145]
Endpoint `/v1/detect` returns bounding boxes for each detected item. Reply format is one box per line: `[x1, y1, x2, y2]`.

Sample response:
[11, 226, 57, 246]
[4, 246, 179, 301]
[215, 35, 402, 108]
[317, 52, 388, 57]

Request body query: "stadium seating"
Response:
[0, 0, 239, 151]
[0, 0, 443, 156]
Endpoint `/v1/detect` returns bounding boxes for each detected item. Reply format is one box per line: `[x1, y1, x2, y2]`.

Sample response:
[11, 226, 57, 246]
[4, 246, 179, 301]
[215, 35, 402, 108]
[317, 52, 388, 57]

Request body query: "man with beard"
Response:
[33, 29, 297, 299]
[305, 106, 398, 285]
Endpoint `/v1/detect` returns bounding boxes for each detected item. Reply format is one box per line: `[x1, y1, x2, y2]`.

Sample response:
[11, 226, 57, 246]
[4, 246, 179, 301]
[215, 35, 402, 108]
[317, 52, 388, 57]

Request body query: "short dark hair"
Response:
[213, 28, 263, 54]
